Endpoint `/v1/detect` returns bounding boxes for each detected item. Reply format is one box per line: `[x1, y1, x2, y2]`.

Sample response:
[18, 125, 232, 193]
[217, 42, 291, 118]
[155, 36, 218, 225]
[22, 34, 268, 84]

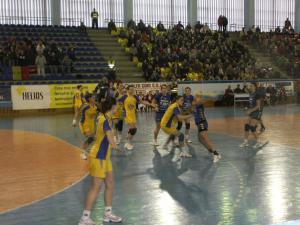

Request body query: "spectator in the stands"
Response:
[201, 23, 210, 33]
[266, 84, 277, 105]
[108, 19, 117, 33]
[127, 19, 136, 30]
[234, 84, 243, 94]
[157, 21, 165, 32]
[223, 85, 234, 106]
[255, 26, 261, 33]
[240, 27, 247, 40]
[35, 52, 46, 76]
[176, 21, 184, 32]
[91, 8, 99, 29]
[275, 26, 281, 34]
[194, 21, 203, 31]
[284, 18, 291, 29]
[25, 41, 36, 65]
[48, 43, 60, 75]
[80, 21, 87, 33]
[62, 55, 72, 74]
[36, 40, 45, 55]
[137, 20, 146, 32]
[67, 46, 76, 62]
[218, 15, 223, 32]
[278, 85, 287, 103]
[223, 16, 228, 32]
[15, 42, 26, 66]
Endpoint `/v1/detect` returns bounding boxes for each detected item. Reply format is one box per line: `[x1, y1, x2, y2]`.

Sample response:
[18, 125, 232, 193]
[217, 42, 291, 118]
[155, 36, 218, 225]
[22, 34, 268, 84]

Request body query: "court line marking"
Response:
[0, 129, 89, 215]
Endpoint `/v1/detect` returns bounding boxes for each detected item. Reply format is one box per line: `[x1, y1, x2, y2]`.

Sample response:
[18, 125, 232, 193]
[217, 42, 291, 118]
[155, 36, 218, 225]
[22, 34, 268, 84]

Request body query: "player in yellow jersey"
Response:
[119, 85, 154, 150]
[79, 93, 97, 160]
[72, 85, 85, 127]
[78, 97, 122, 225]
[112, 81, 124, 145]
[160, 95, 193, 158]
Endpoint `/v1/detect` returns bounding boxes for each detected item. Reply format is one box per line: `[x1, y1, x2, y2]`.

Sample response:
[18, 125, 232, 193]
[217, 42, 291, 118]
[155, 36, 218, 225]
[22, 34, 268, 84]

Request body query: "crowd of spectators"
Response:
[115, 19, 266, 81]
[0, 36, 76, 77]
[240, 18, 300, 78]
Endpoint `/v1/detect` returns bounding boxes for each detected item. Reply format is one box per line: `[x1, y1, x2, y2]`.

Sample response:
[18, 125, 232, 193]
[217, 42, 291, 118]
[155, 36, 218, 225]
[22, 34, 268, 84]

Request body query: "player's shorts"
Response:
[161, 126, 177, 135]
[249, 110, 263, 120]
[89, 157, 113, 179]
[80, 123, 94, 136]
[155, 112, 165, 123]
[196, 120, 208, 133]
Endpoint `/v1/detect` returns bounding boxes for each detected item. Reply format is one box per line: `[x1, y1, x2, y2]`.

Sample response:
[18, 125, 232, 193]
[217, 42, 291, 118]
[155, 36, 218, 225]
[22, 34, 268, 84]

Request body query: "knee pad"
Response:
[128, 128, 137, 136]
[185, 123, 191, 130]
[249, 125, 257, 133]
[178, 133, 184, 143]
[86, 137, 95, 145]
[177, 121, 183, 131]
[244, 124, 251, 132]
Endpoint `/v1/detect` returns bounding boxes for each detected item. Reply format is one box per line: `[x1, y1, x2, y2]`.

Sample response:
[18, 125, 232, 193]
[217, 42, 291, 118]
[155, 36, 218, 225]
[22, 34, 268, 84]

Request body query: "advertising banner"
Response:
[11, 84, 97, 110]
[124, 82, 171, 95]
[11, 82, 169, 110]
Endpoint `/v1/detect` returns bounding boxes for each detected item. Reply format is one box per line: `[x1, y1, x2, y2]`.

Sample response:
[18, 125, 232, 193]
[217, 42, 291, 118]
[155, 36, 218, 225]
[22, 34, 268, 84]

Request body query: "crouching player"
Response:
[240, 83, 268, 149]
[193, 92, 221, 163]
[160, 95, 193, 158]
[79, 93, 97, 160]
[78, 97, 122, 225]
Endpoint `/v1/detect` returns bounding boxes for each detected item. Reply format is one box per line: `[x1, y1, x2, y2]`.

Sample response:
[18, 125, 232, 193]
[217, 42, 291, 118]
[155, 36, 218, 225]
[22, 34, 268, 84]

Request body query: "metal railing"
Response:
[0, 16, 51, 25]
[0, 15, 292, 32]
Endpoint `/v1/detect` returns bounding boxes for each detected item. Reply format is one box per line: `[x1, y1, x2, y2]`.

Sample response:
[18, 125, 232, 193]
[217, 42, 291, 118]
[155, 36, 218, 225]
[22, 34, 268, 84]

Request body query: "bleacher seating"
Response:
[0, 24, 108, 82]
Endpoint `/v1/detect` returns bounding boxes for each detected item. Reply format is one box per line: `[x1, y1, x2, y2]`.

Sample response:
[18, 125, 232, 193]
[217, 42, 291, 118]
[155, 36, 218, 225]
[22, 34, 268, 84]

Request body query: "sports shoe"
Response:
[80, 153, 87, 160]
[124, 143, 133, 150]
[179, 150, 192, 158]
[152, 139, 159, 146]
[78, 217, 99, 225]
[72, 120, 77, 127]
[239, 141, 249, 148]
[213, 154, 221, 163]
[186, 139, 192, 143]
[103, 213, 122, 223]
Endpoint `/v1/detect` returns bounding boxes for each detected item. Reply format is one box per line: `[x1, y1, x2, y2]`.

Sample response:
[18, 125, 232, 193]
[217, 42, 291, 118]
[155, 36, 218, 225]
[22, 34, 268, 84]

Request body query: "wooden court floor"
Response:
[0, 105, 300, 225]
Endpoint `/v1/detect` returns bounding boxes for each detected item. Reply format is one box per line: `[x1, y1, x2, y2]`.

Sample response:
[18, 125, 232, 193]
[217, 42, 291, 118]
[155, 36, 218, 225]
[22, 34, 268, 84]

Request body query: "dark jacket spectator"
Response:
[234, 84, 243, 93]
[108, 19, 117, 33]
[157, 22, 165, 32]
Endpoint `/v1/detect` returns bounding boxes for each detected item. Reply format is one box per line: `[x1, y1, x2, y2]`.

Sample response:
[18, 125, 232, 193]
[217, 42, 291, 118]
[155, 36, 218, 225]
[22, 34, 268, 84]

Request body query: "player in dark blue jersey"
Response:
[152, 84, 171, 146]
[193, 92, 221, 163]
[177, 86, 194, 143]
[240, 83, 268, 149]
